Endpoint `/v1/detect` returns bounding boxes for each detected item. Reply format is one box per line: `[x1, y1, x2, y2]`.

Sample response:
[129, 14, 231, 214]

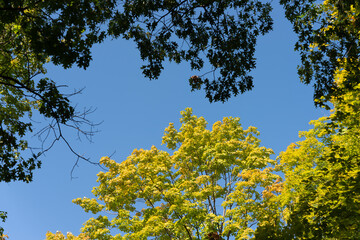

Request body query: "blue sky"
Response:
[1, 2, 327, 239]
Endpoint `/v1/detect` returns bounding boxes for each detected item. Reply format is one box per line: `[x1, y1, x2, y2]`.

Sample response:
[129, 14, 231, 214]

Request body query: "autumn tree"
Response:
[70, 108, 282, 239]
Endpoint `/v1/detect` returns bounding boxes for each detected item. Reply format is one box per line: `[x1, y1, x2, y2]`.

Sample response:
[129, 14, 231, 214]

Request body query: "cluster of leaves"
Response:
[45, 231, 89, 240]
[46, 45, 360, 239]
[0, 0, 115, 69]
[0, 234, 8, 240]
[274, 3, 360, 236]
[273, 2, 360, 238]
[0, 211, 6, 236]
[108, 0, 273, 102]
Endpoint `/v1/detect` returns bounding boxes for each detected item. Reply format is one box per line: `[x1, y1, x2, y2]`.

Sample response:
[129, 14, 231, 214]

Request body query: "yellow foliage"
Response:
[70, 108, 280, 239]
[45, 231, 89, 240]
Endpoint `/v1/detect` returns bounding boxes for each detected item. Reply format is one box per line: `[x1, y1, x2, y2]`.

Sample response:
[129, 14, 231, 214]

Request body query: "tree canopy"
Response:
[44, 0, 360, 236]
[48, 108, 281, 239]
[3, 0, 360, 238]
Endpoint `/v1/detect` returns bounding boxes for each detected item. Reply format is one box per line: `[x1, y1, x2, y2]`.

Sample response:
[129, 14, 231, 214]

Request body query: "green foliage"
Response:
[50, 82, 360, 238]
[4, 0, 359, 185]
[73, 108, 281, 239]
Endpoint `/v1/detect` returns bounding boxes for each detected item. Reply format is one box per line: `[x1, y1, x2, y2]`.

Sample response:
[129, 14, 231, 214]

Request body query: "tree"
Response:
[278, 59, 360, 239]
[70, 108, 282, 239]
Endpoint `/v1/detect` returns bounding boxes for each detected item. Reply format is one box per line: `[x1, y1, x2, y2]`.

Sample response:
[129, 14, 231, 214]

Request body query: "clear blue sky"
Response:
[1, 2, 327, 239]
